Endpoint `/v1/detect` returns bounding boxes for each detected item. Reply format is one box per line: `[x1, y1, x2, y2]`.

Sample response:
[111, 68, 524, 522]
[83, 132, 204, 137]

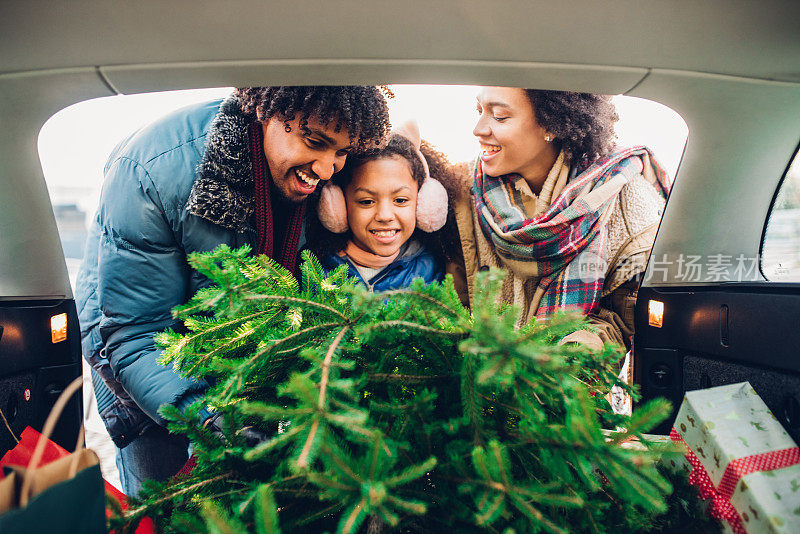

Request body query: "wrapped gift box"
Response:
[642, 433, 693, 475]
[671, 382, 800, 534]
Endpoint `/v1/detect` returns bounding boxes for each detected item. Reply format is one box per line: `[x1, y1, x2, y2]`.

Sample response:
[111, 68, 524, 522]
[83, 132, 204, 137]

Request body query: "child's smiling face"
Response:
[344, 156, 418, 257]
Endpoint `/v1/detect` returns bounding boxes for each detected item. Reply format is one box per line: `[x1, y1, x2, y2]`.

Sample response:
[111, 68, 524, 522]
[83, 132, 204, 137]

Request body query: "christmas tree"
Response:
[110, 244, 701, 533]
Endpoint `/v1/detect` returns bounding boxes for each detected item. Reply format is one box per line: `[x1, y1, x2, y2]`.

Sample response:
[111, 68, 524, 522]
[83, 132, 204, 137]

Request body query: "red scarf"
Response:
[248, 123, 306, 274]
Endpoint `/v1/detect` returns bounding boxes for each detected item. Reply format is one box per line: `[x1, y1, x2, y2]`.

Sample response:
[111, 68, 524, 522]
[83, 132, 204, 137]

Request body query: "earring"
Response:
[544, 134, 552, 142]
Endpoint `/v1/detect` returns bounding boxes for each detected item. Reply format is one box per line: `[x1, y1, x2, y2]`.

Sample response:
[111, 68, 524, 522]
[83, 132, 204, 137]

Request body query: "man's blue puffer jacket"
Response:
[319, 240, 443, 291]
[75, 98, 257, 448]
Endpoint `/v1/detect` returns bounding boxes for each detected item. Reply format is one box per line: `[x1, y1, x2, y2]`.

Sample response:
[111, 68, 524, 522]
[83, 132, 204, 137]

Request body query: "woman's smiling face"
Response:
[473, 87, 557, 187]
[344, 156, 418, 257]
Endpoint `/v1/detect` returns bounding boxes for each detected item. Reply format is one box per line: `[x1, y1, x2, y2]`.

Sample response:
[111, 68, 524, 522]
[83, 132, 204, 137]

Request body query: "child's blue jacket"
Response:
[319, 240, 443, 291]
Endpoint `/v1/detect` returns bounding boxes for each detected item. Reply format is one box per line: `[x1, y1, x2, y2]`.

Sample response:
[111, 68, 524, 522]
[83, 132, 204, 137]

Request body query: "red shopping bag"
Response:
[1, 427, 69, 472]
[1, 426, 154, 534]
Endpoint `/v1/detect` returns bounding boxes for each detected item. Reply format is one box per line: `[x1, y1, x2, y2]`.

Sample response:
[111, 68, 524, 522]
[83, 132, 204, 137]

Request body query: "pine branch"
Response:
[253, 484, 281, 534]
[122, 472, 233, 522]
[378, 289, 464, 319]
[160, 309, 274, 371]
[296, 325, 350, 469]
[218, 321, 345, 400]
[358, 320, 467, 338]
[367, 373, 454, 383]
[243, 294, 348, 321]
[131, 248, 693, 533]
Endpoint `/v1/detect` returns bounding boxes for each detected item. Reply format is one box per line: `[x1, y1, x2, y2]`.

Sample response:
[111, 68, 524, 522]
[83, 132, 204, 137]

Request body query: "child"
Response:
[312, 121, 450, 291]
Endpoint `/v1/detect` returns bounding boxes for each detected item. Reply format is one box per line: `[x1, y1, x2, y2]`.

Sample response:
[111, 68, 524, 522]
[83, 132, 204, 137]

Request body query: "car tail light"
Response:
[50, 313, 67, 343]
[648, 300, 664, 328]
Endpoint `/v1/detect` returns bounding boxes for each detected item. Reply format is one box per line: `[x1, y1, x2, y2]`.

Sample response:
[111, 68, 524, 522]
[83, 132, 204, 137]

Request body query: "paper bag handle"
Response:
[20, 375, 84, 507]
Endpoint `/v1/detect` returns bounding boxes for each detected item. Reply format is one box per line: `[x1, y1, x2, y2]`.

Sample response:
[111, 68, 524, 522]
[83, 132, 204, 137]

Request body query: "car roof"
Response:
[1, 1, 800, 298]
[2, 1, 800, 84]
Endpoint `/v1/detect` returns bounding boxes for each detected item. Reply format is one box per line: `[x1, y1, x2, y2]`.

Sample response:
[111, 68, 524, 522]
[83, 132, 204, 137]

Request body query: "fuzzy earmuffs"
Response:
[316, 120, 449, 234]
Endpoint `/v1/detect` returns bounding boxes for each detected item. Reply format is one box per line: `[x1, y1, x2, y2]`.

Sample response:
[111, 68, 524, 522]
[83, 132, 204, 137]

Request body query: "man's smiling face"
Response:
[261, 115, 353, 202]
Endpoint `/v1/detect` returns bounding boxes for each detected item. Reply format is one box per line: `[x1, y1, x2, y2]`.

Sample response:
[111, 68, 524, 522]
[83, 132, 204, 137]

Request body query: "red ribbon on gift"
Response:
[670, 427, 800, 534]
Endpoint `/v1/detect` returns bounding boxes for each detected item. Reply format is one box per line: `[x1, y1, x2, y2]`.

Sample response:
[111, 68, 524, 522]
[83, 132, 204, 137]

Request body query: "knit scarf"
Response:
[248, 123, 306, 274]
[186, 95, 305, 273]
[473, 145, 670, 318]
[342, 240, 399, 269]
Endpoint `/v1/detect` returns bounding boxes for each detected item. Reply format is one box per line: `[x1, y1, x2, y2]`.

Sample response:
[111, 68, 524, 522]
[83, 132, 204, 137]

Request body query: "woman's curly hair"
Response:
[306, 135, 459, 261]
[525, 90, 619, 167]
[234, 86, 392, 151]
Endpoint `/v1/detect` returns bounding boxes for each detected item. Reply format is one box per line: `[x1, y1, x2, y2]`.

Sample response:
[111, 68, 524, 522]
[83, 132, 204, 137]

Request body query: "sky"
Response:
[38, 85, 688, 214]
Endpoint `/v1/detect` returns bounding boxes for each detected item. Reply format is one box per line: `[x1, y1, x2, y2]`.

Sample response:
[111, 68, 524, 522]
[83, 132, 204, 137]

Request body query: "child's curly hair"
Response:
[306, 135, 459, 262]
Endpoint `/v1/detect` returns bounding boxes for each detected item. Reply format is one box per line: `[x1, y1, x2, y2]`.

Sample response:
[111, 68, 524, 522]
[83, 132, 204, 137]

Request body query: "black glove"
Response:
[203, 412, 269, 448]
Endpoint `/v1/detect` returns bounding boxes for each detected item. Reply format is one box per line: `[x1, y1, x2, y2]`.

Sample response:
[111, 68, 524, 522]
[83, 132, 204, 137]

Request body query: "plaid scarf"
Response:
[474, 146, 670, 318]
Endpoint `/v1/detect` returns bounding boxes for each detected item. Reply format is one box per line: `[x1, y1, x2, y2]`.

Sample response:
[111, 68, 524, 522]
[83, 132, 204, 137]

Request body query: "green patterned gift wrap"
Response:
[671, 382, 800, 534]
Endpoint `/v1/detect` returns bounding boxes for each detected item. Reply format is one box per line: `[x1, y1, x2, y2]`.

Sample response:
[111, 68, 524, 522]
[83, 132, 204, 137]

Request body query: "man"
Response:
[76, 87, 391, 496]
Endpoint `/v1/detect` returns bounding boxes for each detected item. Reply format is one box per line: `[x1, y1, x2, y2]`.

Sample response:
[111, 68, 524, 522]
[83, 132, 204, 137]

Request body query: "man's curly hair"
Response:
[234, 86, 392, 151]
[525, 90, 619, 167]
[306, 135, 459, 261]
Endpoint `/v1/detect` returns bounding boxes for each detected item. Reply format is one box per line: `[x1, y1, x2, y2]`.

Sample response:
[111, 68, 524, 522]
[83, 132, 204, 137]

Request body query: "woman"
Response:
[449, 86, 670, 351]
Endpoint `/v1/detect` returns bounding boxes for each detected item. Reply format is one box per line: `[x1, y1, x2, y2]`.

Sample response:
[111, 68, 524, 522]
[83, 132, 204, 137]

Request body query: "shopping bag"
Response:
[1, 428, 155, 533]
[0, 376, 106, 533]
[1, 426, 72, 471]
